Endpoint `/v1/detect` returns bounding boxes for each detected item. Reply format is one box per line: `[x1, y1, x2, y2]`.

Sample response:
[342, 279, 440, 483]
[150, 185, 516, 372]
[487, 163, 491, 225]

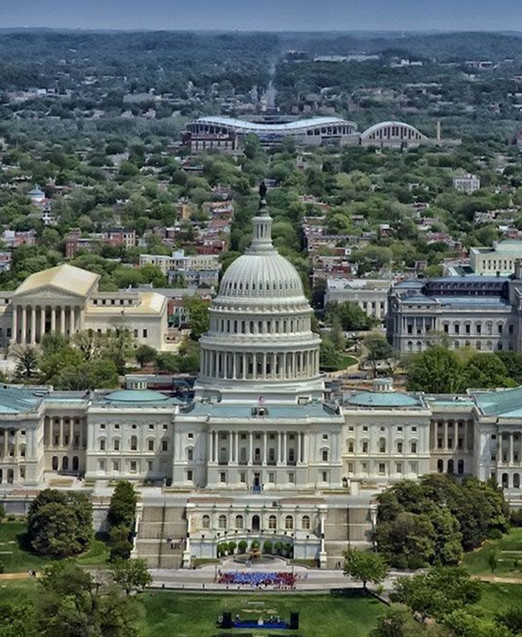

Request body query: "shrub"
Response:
[251, 539, 260, 550]
[487, 528, 503, 540]
[263, 540, 273, 554]
[238, 540, 248, 554]
[274, 541, 284, 555]
[228, 541, 237, 554]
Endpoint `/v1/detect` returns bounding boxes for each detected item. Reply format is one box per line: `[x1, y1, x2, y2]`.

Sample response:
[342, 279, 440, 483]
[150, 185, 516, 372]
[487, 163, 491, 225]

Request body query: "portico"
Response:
[12, 302, 83, 345]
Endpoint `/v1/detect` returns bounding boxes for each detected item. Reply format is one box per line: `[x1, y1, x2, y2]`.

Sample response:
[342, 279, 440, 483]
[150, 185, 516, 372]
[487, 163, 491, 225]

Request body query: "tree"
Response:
[109, 558, 152, 595]
[0, 602, 34, 637]
[392, 567, 482, 622]
[488, 550, 499, 573]
[364, 335, 393, 378]
[35, 561, 141, 637]
[463, 353, 514, 389]
[495, 607, 522, 635]
[27, 490, 93, 558]
[374, 511, 436, 569]
[135, 344, 157, 367]
[343, 548, 389, 590]
[443, 610, 511, 637]
[108, 481, 137, 529]
[184, 297, 210, 341]
[406, 346, 463, 393]
[13, 345, 39, 380]
[370, 604, 448, 637]
[320, 338, 342, 371]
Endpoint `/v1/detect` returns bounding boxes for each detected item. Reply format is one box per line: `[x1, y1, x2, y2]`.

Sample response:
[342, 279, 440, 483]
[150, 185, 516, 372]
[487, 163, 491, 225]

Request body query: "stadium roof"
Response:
[191, 116, 356, 133]
[361, 120, 426, 139]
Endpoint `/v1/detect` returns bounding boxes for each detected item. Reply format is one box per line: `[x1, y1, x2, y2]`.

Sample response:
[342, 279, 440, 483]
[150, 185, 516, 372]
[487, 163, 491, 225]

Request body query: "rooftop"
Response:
[192, 116, 355, 133]
[344, 390, 423, 409]
[13, 264, 99, 298]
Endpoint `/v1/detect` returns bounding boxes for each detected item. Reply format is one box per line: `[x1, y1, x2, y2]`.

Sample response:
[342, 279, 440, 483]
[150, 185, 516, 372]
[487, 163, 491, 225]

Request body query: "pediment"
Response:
[13, 284, 88, 302]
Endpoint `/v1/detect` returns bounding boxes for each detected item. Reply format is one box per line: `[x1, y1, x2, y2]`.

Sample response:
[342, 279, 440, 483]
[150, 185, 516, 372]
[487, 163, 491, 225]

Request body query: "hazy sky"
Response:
[2, 0, 522, 32]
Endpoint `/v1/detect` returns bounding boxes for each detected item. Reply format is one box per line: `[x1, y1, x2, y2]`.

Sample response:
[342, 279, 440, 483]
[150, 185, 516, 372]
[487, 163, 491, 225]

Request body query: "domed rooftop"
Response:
[105, 389, 170, 403]
[219, 253, 304, 300]
[216, 197, 305, 302]
[346, 391, 422, 408]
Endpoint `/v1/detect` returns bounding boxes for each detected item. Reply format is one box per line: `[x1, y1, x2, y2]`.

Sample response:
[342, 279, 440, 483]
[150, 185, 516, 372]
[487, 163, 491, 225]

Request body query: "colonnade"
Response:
[12, 304, 83, 345]
[44, 417, 84, 449]
[431, 419, 474, 452]
[208, 430, 307, 466]
[499, 432, 522, 465]
[200, 349, 319, 380]
[0, 427, 25, 459]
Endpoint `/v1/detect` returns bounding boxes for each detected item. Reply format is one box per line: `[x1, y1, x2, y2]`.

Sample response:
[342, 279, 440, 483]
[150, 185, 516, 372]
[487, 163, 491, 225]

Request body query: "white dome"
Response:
[218, 253, 305, 300]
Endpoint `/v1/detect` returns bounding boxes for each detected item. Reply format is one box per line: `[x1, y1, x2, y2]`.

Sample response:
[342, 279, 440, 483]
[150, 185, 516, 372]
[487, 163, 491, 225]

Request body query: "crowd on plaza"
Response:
[218, 570, 298, 589]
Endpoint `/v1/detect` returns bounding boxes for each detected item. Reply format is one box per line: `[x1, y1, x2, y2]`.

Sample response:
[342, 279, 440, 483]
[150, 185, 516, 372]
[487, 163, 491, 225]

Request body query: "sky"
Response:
[2, 0, 522, 32]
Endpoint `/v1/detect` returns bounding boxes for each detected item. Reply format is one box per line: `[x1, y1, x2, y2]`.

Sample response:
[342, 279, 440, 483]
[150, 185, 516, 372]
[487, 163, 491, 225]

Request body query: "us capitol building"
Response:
[1, 199, 522, 568]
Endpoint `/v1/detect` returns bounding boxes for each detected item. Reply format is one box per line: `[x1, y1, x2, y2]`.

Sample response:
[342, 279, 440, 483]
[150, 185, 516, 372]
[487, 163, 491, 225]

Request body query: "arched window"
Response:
[268, 515, 277, 529]
[52, 456, 58, 471]
[202, 515, 210, 529]
[514, 473, 520, 489]
[302, 515, 310, 530]
[235, 515, 244, 529]
[458, 459, 465, 475]
[72, 456, 79, 471]
[285, 515, 294, 530]
[130, 435, 137, 451]
[62, 456, 69, 471]
[502, 473, 509, 488]
[218, 515, 227, 529]
[448, 459, 454, 474]
[437, 459, 444, 473]
[379, 438, 386, 453]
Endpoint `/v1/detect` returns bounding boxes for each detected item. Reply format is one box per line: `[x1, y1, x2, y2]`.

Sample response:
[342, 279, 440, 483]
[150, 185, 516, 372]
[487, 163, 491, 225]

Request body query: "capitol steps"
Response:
[135, 504, 186, 569]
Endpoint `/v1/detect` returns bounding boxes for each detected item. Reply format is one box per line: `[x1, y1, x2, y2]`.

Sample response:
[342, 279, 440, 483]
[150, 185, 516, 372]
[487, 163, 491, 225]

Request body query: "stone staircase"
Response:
[135, 503, 187, 569]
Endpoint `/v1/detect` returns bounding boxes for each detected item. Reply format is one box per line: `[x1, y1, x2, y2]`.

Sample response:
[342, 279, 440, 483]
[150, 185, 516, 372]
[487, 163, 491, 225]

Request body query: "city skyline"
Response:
[3, 0, 522, 32]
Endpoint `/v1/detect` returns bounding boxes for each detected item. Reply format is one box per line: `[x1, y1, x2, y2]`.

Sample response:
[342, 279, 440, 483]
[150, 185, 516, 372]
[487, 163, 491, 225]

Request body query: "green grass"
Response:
[0, 520, 110, 572]
[138, 592, 384, 637]
[462, 527, 522, 578]
[340, 355, 358, 369]
[472, 583, 522, 619]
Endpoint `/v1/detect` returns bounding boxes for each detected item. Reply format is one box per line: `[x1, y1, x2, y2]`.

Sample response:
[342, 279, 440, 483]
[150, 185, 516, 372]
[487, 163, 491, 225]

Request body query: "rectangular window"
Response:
[130, 461, 137, 472]
[411, 442, 417, 453]
[240, 472, 246, 483]
[148, 440, 154, 451]
[162, 440, 168, 451]
[188, 433, 194, 439]
[322, 471, 328, 482]
[99, 460, 105, 471]
[187, 448, 193, 461]
[348, 462, 354, 473]
[288, 472, 295, 484]
[99, 439, 106, 451]
[143, 329, 148, 338]
[147, 461, 153, 471]
[114, 439, 120, 451]
[220, 472, 226, 483]
[379, 463, 386, 475]
[397, 442, 403, 453]
[187, 470, 193, 481]
[362, 442, 368, 453]
[396, 462, 403, 473]
[268, 472, 275, 483]
[113, 460, 119, 472]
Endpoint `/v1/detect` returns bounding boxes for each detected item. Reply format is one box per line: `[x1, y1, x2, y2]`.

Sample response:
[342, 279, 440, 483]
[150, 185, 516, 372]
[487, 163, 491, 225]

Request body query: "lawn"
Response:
[462, 527, 522, 579]
[0, 520, 110, 572]
[139, 592, 384, 637]
[472, 582, 522, 619]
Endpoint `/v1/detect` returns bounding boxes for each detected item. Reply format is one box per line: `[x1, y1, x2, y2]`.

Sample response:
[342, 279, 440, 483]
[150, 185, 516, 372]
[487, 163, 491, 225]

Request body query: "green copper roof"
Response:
[473, 386, 522, 417]
[105, 389, 171, 403]
[346, 391, 422, 408]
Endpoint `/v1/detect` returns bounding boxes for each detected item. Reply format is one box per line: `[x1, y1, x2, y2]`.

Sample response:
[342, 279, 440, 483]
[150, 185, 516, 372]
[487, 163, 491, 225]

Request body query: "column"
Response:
[283, 432, 287, 465]
[40, 307, 46, 341]
[444, 421, 449, 451]
[232, 353, 237, 379]
[262, 432, 267, 465]
[12, 306, 18, 344]
[20, 307, 27, 344]
[30, 307, 36, 345]
[279, 432, 283, 462]
[235, 431, 239, 463]
[510, 434, 514, 465]
[59, 418, 64, 447]
[70, 419, 74, 448]
[248, 432, 253, 464]
[300, 432, 305, 463]
[51, 307, 56, 333]
[242, 353, 246, 380]
[3, 428, 8, 457]
[69, 307, 75, 335]
[454, 424, 459, 451]
[262, 353, 267, 380]
[60, 307, 65, 334]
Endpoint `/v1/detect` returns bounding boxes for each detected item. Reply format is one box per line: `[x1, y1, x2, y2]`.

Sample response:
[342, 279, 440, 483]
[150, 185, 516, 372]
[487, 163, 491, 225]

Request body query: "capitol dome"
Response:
[196, 196, 322, 401]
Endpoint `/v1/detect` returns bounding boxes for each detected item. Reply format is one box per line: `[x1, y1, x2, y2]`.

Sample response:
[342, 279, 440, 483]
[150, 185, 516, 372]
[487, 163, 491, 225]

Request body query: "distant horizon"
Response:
[3, 0, 522, 32]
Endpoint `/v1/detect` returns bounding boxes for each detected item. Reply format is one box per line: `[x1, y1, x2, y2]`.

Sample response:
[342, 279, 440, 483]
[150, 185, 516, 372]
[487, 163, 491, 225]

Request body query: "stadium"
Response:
[184, 115, 358, 149]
